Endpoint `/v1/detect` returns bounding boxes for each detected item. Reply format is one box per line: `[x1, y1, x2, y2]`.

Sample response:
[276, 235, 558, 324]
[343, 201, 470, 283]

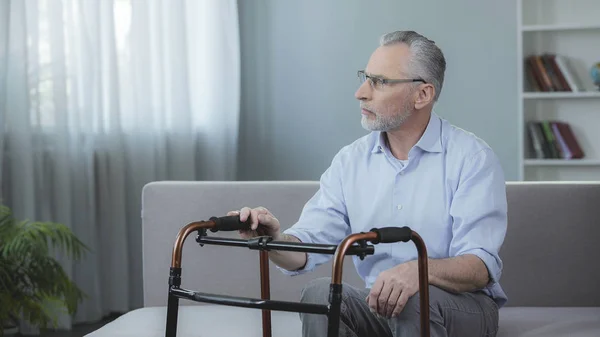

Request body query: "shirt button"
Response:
[397, 204, 403, 210]
[400, 171, 405, 175]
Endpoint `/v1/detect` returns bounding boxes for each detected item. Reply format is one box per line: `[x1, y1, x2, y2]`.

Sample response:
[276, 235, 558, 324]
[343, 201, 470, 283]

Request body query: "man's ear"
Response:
[414, 83, 435, 110]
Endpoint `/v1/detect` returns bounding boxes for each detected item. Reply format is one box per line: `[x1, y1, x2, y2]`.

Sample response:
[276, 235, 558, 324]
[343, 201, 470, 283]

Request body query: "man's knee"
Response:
[400, 285, 446, 317]
[395, 286, 495, 322]
[397, 285, 499, 337]
[300, 277, 332, 304]
[404, 284, 481, 314]
[388, 285, 445, 334]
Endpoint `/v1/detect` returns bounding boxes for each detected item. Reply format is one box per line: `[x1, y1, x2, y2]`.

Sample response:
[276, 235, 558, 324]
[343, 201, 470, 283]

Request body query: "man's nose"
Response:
[354, 80, 372, 101]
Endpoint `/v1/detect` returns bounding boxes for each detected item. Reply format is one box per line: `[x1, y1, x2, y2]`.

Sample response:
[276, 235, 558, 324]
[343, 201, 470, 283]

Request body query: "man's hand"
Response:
[227, 206, 307, 272]
[227, 206, 281, 240]
[367, 260, 419, 318]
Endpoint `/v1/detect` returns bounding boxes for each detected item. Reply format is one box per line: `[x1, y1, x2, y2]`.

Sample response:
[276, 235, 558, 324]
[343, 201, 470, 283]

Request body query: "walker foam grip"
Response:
[370, 226, 412, 244]
[209, 216, 252, 232]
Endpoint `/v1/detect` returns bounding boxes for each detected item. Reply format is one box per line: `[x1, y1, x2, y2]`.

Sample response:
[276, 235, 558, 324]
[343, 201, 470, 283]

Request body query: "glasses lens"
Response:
[370, 77, 382, 89]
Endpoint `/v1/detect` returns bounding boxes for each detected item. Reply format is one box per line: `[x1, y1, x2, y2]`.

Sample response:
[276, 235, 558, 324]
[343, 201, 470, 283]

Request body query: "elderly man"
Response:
[229, 30, 506, 337]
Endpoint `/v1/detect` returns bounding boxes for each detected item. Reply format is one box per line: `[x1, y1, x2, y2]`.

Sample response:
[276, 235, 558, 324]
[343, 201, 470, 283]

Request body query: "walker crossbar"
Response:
[170, 287, 330, 314]
[196, 236, 376, 256]
[165, 215, 430, 337]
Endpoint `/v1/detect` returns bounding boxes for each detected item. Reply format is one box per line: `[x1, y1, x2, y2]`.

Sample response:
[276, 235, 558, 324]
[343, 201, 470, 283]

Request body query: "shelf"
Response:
[518, 0, 600, 181]
[521, 23, 600, 32]
[523, 92, 600, 99]
[524, 159, 600, 166]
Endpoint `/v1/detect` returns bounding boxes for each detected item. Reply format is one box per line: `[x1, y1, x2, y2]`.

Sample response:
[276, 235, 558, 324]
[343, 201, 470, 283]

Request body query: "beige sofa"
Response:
[86, 181, 600, 337]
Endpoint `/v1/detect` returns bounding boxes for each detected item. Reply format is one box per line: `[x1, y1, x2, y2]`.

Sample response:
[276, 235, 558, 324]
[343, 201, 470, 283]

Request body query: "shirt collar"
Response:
[415, 112, 443, 153]
[371, 131, 386, 153]
[370, 112, 443, 154]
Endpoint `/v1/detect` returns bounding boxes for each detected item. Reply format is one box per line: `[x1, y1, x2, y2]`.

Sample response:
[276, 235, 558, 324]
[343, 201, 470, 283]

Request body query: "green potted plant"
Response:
[0, 204, 88, 336]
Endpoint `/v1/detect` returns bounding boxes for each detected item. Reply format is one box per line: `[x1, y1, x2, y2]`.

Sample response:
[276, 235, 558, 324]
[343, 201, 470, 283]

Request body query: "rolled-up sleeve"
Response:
[277, 150, 352, 276]
[449, 148, 508, 284]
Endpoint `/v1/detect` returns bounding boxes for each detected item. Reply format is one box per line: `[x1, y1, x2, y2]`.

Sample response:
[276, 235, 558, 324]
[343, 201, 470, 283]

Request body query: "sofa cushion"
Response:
[84, 306, 303, 337]
[85, 305, 600, 337]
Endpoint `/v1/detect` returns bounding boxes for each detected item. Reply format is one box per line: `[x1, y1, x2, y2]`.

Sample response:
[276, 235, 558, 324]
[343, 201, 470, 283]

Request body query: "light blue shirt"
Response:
[281, 112, 508, 307]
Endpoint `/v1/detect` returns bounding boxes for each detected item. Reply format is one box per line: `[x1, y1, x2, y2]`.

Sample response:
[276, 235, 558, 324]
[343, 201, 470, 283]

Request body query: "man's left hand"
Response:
[366, 260, 419, 318]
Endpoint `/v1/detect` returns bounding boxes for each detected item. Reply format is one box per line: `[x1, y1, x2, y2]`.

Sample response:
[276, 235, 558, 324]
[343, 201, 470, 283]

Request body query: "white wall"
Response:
[238, 0, 518, 181]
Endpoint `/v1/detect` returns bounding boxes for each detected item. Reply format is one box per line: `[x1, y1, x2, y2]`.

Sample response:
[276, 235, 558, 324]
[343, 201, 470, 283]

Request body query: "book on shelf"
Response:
[524, 54, 584, 92]
[526, 120, 584, 159]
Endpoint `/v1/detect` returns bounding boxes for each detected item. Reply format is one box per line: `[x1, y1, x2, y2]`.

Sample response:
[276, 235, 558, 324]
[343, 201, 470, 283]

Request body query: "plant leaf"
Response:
[0, 204, 89, 329]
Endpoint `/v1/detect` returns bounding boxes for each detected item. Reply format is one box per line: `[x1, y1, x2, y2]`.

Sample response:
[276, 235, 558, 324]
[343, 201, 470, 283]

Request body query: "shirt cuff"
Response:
[275, 228, 317, 276]
[458, 248, 502, 284]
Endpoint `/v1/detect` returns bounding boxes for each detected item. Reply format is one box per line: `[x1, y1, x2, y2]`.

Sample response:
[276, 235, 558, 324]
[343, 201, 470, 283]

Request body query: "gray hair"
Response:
[380, 31, 446, 102]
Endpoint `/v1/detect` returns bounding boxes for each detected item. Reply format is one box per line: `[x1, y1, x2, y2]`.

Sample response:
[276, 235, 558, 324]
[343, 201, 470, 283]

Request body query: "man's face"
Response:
[355, 44, 416, 132]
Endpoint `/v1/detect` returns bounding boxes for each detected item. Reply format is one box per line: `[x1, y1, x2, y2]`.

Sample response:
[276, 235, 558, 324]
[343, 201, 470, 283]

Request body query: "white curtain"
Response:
[0, 0, 240, 332]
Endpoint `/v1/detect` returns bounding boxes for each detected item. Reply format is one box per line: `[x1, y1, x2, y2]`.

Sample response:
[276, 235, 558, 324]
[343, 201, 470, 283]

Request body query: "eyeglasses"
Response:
[357, 70, 426, 90]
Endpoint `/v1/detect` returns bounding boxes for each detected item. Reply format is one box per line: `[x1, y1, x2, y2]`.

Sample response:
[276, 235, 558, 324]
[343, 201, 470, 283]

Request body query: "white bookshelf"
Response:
[517, 0, 600, 181]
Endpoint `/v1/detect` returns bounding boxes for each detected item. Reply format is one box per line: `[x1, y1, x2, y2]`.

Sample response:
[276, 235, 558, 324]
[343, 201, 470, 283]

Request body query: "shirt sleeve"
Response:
[277, 150, 352, 276]
[448, 148, 508, 285]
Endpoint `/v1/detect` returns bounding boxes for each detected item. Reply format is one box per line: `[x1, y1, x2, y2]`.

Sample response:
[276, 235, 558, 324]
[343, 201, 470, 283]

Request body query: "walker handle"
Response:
[209, 216, 252, 232]
[369, 226, 412, 244]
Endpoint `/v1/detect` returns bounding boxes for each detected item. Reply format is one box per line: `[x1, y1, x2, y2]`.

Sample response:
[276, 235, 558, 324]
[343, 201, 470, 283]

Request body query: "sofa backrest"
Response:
[500, 181, 600, 307]
[141, 181, 600, 308]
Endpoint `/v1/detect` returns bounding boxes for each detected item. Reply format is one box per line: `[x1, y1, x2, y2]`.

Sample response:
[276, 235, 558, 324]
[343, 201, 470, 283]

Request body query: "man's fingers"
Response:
[391, 291, 410, 318]
[377, 282, 392, 316]
[233, 207, 276, 236]
[258, 213, 274, 226]
[239, 207, 251, 222]
[367, 279, 384, 312]
[249, 209, 259, 230]
[253, 207, 273, 231]
[257, 214, 266, 231]
[386, 287, 402, 318]
[255, 206, 269, 215]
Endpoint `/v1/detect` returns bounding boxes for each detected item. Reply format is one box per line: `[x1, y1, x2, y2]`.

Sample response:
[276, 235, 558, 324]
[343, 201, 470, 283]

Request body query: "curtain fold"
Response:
[0, 0, 240, 331]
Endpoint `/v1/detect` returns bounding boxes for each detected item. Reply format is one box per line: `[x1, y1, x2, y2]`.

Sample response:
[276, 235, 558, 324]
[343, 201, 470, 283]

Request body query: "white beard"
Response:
[361, 108, 412, 132]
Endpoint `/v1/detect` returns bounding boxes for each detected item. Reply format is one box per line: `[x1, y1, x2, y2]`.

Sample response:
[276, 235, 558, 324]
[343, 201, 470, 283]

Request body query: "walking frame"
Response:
[165, 215, 431, 337]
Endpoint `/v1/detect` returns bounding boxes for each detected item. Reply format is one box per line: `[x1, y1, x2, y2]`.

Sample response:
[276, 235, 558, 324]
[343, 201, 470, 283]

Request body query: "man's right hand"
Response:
[227, 206, 307, 272]
[227, 206, 281, 240]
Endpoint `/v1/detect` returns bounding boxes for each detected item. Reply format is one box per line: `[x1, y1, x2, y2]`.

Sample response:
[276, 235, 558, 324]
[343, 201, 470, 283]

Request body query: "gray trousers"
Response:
[299, 277, 499, 337]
